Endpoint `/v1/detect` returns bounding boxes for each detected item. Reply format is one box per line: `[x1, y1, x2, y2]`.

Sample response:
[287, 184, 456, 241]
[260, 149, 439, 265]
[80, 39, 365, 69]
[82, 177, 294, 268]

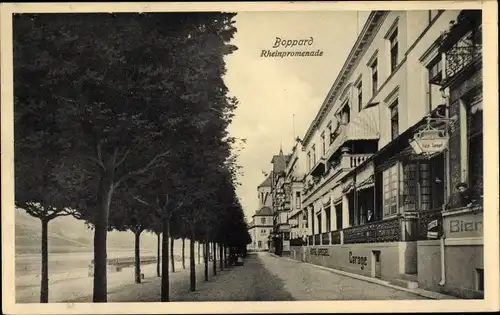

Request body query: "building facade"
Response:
[248, 174, 275, 251]
[247, 207, 274, 251]
[287, 10, 483, 299]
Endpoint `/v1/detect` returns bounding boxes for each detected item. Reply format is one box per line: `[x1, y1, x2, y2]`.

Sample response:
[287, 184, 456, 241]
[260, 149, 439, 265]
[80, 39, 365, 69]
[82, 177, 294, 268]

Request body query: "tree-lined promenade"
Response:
[13, 12, 251, 303]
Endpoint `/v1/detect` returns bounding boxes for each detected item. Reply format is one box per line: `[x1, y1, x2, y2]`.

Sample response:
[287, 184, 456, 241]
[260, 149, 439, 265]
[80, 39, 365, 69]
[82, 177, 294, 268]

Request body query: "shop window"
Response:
[467, 93, 483, 196]
[383, 164, 399, 216]
[335, 204, 343, 230]
[390, 99, 399, 140]
[325, 206, 331, 232]
[402, 159, 445, 211]
[476, 268, 484, 291]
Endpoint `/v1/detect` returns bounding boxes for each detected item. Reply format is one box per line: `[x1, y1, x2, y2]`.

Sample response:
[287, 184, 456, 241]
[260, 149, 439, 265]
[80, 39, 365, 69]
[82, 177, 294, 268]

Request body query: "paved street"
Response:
[176, 252, 428, 301]
[68, 252, 428, 302]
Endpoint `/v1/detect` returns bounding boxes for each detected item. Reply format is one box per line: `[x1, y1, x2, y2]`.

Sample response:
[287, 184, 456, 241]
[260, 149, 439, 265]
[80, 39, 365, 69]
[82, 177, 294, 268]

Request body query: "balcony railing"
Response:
[330, 230, 341, 244]
[303, 153, 373, 198]
[343, 217, 401, 244]
[321, 232, 330, 245]
[314, 234, 321, 245]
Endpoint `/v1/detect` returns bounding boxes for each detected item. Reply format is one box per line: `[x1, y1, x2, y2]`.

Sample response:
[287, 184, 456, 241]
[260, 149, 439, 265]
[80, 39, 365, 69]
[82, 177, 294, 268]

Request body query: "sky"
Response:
[224, 11, 370, 221]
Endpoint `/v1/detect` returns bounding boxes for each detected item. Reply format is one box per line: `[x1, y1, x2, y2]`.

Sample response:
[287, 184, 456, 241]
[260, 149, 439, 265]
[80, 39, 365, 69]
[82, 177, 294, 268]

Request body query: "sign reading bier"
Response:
[443, 212, 483, 239]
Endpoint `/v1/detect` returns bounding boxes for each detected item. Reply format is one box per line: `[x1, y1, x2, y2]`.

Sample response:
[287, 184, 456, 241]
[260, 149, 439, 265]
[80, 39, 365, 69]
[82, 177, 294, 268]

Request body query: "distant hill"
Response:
[15, 209, 161, 254]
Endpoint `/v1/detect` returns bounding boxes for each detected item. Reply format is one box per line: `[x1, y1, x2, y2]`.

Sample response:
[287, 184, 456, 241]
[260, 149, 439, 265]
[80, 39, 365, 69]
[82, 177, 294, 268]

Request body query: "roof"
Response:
[258, 173, 272, 188]
[253, 206, 273, 217]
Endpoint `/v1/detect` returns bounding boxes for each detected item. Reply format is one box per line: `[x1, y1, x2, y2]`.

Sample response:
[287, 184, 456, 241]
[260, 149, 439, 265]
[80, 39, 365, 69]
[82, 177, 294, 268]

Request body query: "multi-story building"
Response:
[265, 148, 291, 255]
[285, 138, 309, 242]
[290, 10, 483, 299]
[247, 174, 274, 251]
[247, 207, 273, 251]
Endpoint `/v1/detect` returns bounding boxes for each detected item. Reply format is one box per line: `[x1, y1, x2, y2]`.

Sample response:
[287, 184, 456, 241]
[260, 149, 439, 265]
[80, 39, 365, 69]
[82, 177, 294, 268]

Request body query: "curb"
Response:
[268, 252, 457, 300]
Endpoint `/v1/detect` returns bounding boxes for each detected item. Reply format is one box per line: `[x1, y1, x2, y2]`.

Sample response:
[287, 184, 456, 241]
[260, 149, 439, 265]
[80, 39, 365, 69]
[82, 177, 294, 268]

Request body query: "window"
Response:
[389, 27, 399, 73]
[261, 217, 266, 224]
[312, 145, 316, 165]
[370, 58, 378, 96]
[341, 103, 351, 125]
[325, 206, 331, 232]
[321, 132, 326, 155]
[326, 122, 332, 147]
[402, 159, 445, 212]
[466, 91, 483, 195]
[317, 213, 322, 234]
[307, 151, 311, 171]
[390, 99, 399, 140]
[258, 241, 262, 248]
[427, 56, 443, 110]
[357, 80, 363, 112]
[295, 191, 301, 209]
[383, 164, 399, 216]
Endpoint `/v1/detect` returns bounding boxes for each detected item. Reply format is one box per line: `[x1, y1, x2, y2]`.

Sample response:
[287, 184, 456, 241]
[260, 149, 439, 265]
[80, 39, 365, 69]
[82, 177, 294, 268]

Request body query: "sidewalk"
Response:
[268, 252, 457, 300]
[66, 260, 230, 302]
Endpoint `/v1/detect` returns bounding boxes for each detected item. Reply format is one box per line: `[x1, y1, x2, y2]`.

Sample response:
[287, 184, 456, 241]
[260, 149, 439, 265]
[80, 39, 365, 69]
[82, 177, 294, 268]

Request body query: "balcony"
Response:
[343, 217, 401, 244]
[303, 153, 373, 198]
[440, 10, 482, 87]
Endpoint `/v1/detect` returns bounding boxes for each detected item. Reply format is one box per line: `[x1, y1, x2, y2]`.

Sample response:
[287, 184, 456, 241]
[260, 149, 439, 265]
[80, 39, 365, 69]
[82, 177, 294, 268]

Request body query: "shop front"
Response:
[417, 10, 483, 299]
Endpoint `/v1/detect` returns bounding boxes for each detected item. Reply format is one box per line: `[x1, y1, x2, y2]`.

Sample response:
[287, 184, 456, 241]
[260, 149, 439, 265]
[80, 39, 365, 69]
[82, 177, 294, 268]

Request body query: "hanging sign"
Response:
[410, 128, 449, 155]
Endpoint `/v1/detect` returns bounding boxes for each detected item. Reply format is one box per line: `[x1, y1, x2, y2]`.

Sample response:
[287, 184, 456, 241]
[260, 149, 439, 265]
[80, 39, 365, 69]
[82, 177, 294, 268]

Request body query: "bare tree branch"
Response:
[114, 148, 131, 169]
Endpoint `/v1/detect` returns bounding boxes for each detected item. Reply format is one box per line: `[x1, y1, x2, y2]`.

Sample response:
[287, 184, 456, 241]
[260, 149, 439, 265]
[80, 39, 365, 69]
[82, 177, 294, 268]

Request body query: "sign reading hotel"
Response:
[410, 129, 449, 155]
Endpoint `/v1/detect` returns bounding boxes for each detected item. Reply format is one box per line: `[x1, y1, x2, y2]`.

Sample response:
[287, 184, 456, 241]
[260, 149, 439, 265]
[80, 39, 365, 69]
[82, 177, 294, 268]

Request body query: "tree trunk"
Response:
[219, 243, 223, 271]
[93, 176, 113, 302]
[170, 237, 175, 273]
[182, 238, 186, 269]
[134, 229, 142, 284]
[212, 242, 217, 276]
[161, 216, 170, 302]
[156, 232, 161, 277]
[189, 238, 196, 291]
[197, 242, 201, 265]
[203, 241, 209, 281]
[40, 218, 49, 303]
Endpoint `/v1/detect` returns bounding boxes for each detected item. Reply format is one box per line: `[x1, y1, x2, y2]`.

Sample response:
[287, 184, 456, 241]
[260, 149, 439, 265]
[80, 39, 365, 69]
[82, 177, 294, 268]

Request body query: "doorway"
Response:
[372, 250, 382, 278]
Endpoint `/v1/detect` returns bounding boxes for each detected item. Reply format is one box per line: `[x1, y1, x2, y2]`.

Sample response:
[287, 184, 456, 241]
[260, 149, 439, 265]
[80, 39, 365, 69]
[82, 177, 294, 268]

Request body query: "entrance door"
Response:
[372, 250, 381, 278]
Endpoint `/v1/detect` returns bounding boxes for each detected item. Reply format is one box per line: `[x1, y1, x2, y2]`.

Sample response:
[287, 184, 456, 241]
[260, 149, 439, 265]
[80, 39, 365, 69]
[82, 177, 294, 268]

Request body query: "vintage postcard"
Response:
[1, 1, 499, 314]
